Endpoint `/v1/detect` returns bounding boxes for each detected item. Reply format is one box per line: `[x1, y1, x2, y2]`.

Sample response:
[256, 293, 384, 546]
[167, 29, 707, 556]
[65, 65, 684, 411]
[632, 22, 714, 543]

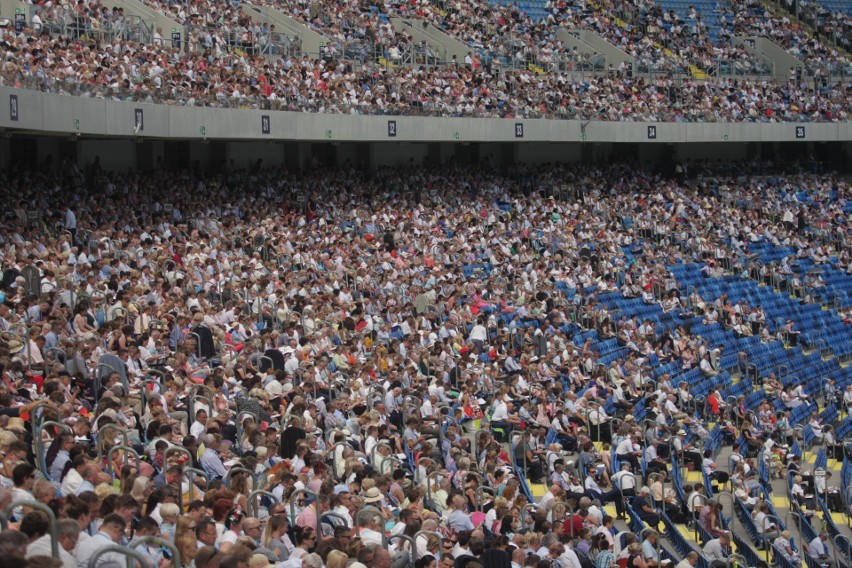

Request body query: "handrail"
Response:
[225, 466, 257, 489]
[847, 483, 852, 527]
[786, 511, 803, 535]
[128, 536, 181, 568]
[639, 527, 660, 564]
[414, 529, 444, 555]
[326, 427, 346, 444]
[330, 442, 350, 481]
[4, 500, 58, 556]
[44, 346, 66, 364]
[139, 377, 163, 417]
[186, 331, 202, 358]
[97, 424, 129, 461]
[834, 534, 851, 564]
[425, 470, 444, 507]
[289, 488, 321, 537]
[715, 491, 736, 521]
[475, 486, 496, 512]
[355, 505, 387, 547]
[688, 493, 709, 543]
[388, 534, 417, 566]
[520, 503, 539, 532]
[614, 471, 636, 513]
[403, 403, 421, 424]
[235, 411, 257, 455]
[88, 545, 152, 568]
[106, 445, 141, 477]
[189, 383, 215, 400]
[165, 446, 193, 465]
[764, 514, 783, 563]
[320, 511, 351, 528]
[183, 467, 209, 507]
[247, 490, 279, 518]
[378, 455, 404, 476]
[94, 362, 120, 399]
[34, 421, 71, 477]
[371, 440, 394, 470]
[188, 395, 213, 427]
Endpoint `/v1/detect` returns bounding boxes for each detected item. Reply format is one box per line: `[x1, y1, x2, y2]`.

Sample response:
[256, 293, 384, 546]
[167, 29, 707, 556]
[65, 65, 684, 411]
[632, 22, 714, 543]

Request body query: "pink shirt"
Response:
[296, 504, 317, 530]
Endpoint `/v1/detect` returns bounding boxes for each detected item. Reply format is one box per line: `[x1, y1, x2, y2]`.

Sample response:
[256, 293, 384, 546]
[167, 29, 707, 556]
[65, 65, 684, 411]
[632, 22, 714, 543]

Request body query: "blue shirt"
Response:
[447, 510, 475, 532]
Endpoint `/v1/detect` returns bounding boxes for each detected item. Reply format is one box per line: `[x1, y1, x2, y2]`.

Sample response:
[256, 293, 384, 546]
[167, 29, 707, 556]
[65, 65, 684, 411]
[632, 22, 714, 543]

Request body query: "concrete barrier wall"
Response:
[0, 86, 848, 143]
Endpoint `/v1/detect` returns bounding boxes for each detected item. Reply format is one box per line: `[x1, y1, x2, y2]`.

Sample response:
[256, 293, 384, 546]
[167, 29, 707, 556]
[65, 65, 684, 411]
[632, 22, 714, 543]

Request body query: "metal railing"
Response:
[128, 537, 180, 568]
[5, 501, 58, 556]
[89, 545, 152, 568]
[248, 490, 279, 518]
[355, 506, 387, 547]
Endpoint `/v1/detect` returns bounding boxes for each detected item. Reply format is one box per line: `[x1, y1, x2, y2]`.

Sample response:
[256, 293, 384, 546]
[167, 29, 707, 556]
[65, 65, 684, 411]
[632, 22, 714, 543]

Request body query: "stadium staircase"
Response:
[475, 220, 852, 568]
[688, 64, 710, 79]
[654, 0, 731, 44]
[760, 0, 851, 58]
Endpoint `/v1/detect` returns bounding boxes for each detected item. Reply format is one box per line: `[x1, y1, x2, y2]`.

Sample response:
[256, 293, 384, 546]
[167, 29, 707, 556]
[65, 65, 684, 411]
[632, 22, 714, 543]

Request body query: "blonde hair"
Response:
[175, 532, 198, 565]
[326, 550, 348, 568]
[160, 503, 180, 519]
[95, 483, 119, 500]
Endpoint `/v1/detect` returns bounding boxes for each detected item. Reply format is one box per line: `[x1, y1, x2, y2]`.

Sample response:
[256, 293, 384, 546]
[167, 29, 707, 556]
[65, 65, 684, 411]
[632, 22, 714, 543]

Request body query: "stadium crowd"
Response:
[1, 0, 850, 120]
[1, 27, 849, 121]
[0, 157, 849, 568]
[730, 0, 851, 76]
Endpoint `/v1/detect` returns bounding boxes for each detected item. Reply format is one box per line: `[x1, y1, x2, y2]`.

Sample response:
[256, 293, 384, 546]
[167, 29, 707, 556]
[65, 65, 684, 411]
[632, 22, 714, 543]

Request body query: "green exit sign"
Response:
[325, 130, 333, 139]
[453, 132, 460, 140]
[200, 126, 206, 136]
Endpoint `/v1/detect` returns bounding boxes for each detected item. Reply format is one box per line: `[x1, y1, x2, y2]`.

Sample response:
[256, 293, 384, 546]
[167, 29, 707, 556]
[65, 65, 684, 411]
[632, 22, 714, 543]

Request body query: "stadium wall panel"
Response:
[0, 87, 849, 144]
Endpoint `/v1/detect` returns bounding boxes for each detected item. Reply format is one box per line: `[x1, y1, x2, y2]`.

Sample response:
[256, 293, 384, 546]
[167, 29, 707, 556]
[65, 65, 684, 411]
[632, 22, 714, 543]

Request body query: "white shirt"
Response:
[492, 401, 509, 422]
[29, 534, 76, 568]
[265, 379, 284, 397]
[76, 532, 120, 568]
[809, 536, 828, 559]
[217, 530, 239, 548]
[61, 468, 84, 497]
[612, 470, 636, 490]
[190, 420, 206, 438]
[616, 439, 634, 456]
[585, 475, 602, 494]
[469, 324, 487, 342]
[588, 408, 608, 425]
[560, 547, 583, 568]
[359, 527, 385, 547]
[539, 490, 557, 510]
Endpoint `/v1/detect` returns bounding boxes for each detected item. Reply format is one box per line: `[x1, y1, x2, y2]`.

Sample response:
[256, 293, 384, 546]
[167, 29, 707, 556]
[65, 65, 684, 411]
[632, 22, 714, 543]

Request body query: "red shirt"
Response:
[564, 514, 584, 537]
